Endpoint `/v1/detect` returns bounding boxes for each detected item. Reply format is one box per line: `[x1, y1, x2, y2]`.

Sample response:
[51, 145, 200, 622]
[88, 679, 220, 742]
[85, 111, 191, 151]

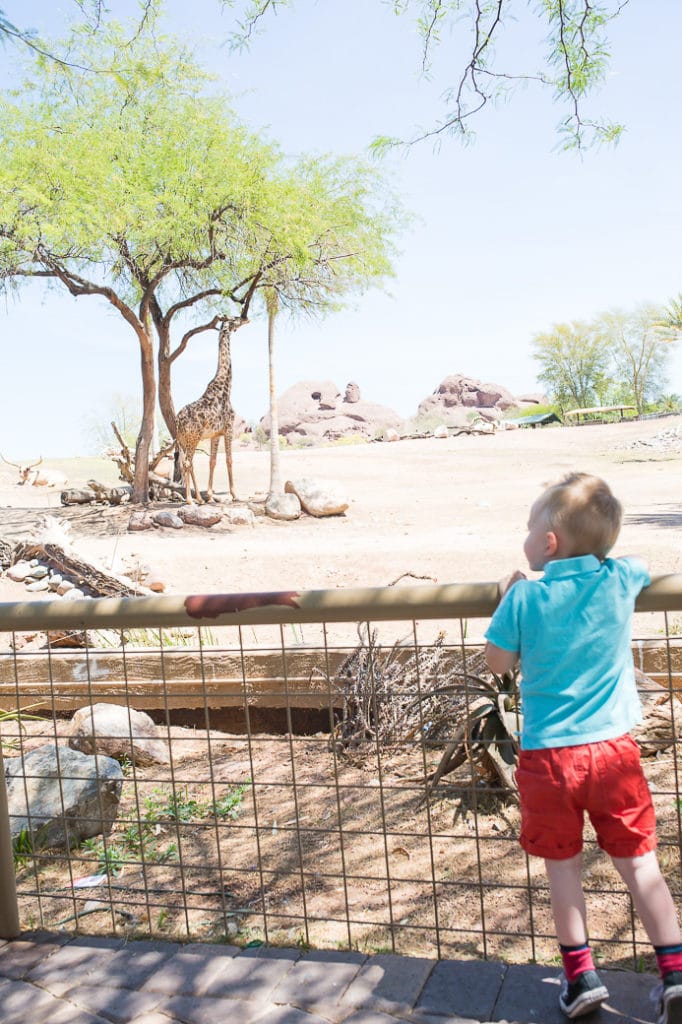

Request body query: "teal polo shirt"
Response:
[485, 555, 650, 750]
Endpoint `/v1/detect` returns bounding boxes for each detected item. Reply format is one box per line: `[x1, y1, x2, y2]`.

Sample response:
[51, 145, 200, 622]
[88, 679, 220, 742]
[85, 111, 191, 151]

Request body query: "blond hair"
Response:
[535, 472, 622, 559]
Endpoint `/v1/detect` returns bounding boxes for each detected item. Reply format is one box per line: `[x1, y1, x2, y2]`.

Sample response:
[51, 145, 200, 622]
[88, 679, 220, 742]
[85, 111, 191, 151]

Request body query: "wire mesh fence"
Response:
[0, 580, 680, 969]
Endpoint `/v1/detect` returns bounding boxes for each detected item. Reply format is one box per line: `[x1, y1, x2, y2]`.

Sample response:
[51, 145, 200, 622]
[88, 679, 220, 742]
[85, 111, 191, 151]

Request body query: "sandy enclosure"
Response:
[0, 414, 681, 601]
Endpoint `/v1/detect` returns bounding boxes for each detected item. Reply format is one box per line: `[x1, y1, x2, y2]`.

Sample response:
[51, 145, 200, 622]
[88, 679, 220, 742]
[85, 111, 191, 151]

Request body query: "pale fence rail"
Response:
[0, 578, 680, 967]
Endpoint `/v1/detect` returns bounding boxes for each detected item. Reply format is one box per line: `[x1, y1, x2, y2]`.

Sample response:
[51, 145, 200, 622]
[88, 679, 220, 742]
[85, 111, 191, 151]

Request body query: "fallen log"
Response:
[12, 542, 149, 598]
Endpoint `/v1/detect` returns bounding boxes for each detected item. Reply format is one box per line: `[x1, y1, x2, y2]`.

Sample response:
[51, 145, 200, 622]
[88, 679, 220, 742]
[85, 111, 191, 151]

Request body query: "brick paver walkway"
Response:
[0, 933, 662, 1023]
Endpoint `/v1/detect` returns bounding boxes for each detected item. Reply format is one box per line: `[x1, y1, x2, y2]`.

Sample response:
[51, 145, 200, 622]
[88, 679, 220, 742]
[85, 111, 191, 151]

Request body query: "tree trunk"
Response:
[156, 318, 177, 441]
[266, 294, 283, 499]
[132, 324, 156, 503]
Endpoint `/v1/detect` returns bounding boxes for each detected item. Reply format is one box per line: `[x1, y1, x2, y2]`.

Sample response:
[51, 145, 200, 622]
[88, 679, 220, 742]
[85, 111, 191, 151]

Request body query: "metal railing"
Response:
[0, 578, 681, 968]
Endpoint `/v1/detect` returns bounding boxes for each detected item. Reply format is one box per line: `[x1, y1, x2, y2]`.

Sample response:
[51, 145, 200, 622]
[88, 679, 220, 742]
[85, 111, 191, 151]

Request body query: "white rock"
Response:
[69, 704, 170, 767]
[48, 573, 63, 590]
[285, 477, 349, 517]
[384, 428, 400, 442]
[265, 493, 301, 521]
[57, 579, 75, 595]
[29, 565, 49, 579]
[7, 561, 33, 583]
[433, 424, 449, 439]
[26, 579, 49, 592]
[62, 587, 86, 600]
[223, 507, 256, 527]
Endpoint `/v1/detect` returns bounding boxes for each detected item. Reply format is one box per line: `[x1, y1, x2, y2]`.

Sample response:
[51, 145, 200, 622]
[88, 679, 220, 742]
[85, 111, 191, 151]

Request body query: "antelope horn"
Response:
[0, 452, 21, 468]
[26, 456, 43, 469]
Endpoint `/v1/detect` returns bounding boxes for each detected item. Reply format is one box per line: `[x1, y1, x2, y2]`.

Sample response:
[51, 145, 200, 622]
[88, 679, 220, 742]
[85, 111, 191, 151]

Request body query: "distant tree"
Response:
[594, 305, 674, 415]
[229, 0, 630, 151]
[661, 293, 682, 333]
[531, 320, 612, 410]
[82, 394, 144, 456]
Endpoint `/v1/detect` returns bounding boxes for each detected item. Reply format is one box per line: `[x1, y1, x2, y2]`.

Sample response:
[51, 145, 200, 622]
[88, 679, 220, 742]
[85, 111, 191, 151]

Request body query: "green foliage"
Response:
[592, 305, 675, 415]
[504, 403, 560, 420]
[429, 667, 521, 795]
[80, 835, 128, 876]
[326, 433, 369, 447]
[76, 781, 248, 877]
[531, 304, 678, 415]
[531, 319, 611, 410]
[12, 827, 33, 868]
[212, 782, 249, 820]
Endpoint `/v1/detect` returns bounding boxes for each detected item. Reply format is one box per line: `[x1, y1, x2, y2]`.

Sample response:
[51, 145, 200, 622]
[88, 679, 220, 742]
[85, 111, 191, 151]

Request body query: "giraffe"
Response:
[175, 318, 240, 505]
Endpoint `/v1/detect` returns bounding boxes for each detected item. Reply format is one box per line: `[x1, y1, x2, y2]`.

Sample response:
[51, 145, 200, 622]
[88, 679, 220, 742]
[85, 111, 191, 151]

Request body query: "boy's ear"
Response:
[545, 531, 559, 557]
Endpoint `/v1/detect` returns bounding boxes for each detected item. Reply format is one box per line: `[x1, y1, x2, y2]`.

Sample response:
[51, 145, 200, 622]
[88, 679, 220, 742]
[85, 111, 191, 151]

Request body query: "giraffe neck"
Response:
[213, 323, 232, 392]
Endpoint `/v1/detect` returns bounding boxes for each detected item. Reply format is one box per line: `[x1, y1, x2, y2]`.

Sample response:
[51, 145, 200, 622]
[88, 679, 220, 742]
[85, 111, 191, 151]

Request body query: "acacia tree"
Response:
[594, 305, 674, 414]
[229, 0, 630, 151]
[532, 305, 677, 414]
[531, 320, 612, 410]
[0, 24, 400, 501]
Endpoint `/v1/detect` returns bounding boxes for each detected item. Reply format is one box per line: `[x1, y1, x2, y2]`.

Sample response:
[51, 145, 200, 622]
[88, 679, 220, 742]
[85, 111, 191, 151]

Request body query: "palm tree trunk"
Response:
[266, 290, 283, 499]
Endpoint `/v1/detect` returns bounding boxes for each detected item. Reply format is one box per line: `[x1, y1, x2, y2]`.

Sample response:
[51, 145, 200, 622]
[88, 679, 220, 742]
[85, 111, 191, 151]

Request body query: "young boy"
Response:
[485, 472, 682, 1022]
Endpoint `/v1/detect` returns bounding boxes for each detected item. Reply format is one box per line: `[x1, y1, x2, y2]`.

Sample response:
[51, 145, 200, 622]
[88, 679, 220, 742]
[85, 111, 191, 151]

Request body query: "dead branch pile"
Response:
[109, 423, 181, 501]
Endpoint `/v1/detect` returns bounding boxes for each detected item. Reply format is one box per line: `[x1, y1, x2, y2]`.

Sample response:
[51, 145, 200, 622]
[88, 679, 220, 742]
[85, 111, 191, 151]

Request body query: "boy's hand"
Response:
[498, 569, 527, 598]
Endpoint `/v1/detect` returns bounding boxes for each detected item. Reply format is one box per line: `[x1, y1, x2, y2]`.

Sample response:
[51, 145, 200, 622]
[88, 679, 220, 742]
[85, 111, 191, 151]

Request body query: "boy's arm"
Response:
[485, 641, 518, 676]
[484, 569, 525, 675]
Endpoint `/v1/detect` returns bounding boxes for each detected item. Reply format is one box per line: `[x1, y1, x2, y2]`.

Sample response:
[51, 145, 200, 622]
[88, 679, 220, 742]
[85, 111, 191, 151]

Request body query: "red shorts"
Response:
[516, 734, 657, 860]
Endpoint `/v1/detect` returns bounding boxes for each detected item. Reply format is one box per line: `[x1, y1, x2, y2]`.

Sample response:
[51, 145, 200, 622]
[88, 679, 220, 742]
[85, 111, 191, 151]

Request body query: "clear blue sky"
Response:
[1, 0, 680, 456]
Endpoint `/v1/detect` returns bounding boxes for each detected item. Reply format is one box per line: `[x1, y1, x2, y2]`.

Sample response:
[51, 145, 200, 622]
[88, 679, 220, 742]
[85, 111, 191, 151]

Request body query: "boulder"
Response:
[285, 477, 349, 517]
[265, 492, 302, 521]
[179, 505, 223, 528]
[153, 510, 184, 530]
[5, 744, 123, 849]
[128, 511, 155, 532]
[260, 379, 402, 444]
[68, 704, 170, 767]
[418, 374, 519, 425]
[6, 561, 33, 583]
[223, 506, 256, 527]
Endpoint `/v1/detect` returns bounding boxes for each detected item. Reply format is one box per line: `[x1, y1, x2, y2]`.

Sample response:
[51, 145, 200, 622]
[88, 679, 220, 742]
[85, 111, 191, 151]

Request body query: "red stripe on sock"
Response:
[657, 952, 682, 977]
[561, 946, 595, 982]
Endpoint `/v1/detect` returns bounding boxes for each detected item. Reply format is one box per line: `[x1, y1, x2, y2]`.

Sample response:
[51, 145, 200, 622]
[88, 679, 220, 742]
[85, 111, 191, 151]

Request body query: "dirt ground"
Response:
[1, 414, 681, 600]
[2, 416, 682, 962]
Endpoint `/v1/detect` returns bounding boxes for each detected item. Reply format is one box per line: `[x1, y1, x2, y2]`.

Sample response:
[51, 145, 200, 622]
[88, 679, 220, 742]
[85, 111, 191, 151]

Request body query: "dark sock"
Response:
[560, 943, 595, 982]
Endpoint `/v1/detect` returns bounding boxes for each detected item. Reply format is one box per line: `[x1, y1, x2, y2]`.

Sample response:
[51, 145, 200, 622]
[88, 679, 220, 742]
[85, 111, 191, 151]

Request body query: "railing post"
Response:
[0, 748, 20, 938]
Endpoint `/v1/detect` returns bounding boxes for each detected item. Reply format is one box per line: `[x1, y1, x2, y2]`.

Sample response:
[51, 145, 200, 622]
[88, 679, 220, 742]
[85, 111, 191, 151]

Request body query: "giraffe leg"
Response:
[178, 446, 194, 505]
[224, 423, 236, 501]
[182, 443, 202, 504]
[190, 460, 203, 504]
[206, 436, 219, 502]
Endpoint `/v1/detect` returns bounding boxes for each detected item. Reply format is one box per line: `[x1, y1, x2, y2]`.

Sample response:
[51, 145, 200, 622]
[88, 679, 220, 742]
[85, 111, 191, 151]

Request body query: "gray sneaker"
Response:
[657, 972, 682, 1024]
[559, 970, 609, 1018]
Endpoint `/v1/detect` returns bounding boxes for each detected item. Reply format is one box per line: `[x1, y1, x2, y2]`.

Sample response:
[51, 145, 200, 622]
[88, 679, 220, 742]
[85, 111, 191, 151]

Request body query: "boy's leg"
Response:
[545, 854, 609, 1018]
[612, 852, 682, 1024]
[610, 851, 681, 947]
[545, 854, 588, 945]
